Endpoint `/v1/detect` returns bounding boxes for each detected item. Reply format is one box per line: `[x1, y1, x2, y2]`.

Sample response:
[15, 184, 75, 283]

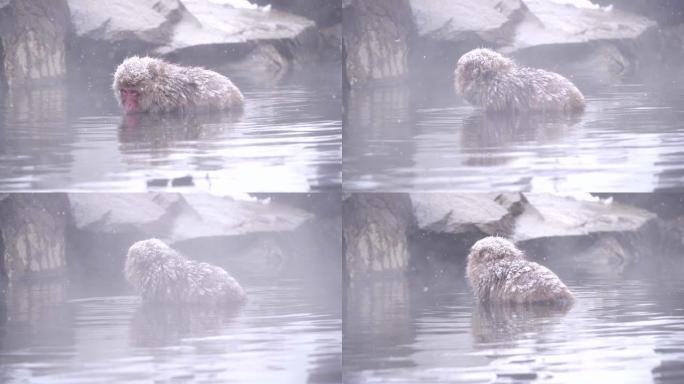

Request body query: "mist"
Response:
[343, 192, 684, 383]
[0, 192, 342, 383]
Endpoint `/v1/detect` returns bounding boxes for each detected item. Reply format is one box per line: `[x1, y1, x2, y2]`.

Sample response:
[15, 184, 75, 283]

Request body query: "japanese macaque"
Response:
[466, 236, 575, 305]
[113, 56, 244, 114]
[125, 239, 247, 305]
[455, 48, 585, 113]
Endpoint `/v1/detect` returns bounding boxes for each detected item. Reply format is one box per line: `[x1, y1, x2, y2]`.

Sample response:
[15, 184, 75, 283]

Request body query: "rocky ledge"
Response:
[0, 0, 340, 89]
[344, 193, 684, 281]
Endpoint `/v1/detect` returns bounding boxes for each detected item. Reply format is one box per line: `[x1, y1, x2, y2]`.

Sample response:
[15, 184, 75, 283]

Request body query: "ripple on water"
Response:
[344, 73, 684, 192]
[0, 71, 341, 192]
[343, 275, 684, 384]
[0, 278, 341, 384]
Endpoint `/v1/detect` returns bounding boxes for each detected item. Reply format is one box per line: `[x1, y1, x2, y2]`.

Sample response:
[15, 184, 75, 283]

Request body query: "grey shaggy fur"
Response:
[455, 48, 585, 113]
[125, 239, 247, 304]
[113, 56, 244, 113]
[466, 236, 575, 305]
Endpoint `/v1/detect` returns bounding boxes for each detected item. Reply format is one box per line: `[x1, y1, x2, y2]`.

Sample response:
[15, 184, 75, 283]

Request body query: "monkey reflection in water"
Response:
[118, 109, 241, 141]
[130, 303, 241, 347]
[461, 112, 581, 167]
[471, 302, 571, 344]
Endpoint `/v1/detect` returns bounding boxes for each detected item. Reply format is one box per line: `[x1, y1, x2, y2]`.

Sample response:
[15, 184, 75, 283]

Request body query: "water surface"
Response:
[0, 68, 341, 192]
[343, 267, 684, 383]
[343, 71, 684, 192]
[0, 273, 341, 383]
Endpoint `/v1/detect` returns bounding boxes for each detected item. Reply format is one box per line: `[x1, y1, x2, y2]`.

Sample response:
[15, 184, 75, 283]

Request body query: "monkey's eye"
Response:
[121, 89, 139, 96]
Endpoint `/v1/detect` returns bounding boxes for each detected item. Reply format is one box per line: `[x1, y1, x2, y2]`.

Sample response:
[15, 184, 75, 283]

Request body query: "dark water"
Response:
[343, 268, 684, 384]
[343, 71, 684, 192]
[0, 274, 341, 383]
[0, 68, 341, 192]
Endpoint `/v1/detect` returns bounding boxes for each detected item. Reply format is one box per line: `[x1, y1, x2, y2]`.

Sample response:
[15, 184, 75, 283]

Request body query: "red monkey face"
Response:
[120, 88, 140, 114]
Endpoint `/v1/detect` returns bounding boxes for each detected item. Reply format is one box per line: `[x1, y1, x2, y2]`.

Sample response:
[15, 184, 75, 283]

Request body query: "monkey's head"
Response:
[467, 236, 524, 268]
[455, 48, 514, 94]
[125, 238, 181, 289]
[113, 56, 162, 114]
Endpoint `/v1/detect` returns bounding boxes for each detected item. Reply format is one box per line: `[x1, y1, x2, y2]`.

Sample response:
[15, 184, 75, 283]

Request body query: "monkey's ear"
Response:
[474, 249, 486, 261]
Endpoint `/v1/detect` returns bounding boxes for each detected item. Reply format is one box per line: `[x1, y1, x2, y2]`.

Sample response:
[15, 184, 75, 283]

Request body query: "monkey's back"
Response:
[183, 66, 245, 111]
[140, 60, 244, 114]
[454, 48, 585, 114]
[125, 239, 247, 305]
[468, 257, 575, 305]
[482, 67, 585, 113]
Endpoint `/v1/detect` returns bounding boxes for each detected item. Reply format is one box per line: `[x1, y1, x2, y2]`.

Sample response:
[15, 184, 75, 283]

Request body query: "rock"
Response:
[343, 0, 414, 87]
[652, 23, 684, 68]
[67, 193, 184, 278]
[69, 193, 180, 235]
[547, 43, 629, 81]
[65, 193, 315, 283]
[410, 194, 511, 235]
[340, 193, 682, 280]
[67, 0, 322, 75]
[572, 235, 630, 275]
[252, 0, 341, 28]
[604, 193, 684, 220]
[168, 194, 313, 242]
[595, 0, 684, 26]
[65, 0, 187, 75]
[69, 193, 313, 242]
[405, 0, 656, 79]
[343, 194, 413, 280]
[494, 192, 527, 216]
[511, 194, 657, 242]
[67, 0, 184, 45]
[217, 44, 290, 74]
[156, 0, 316, 63]
[225, 238, 289, 277]
[0, 0, 70, 88]
[260, 192, 342, 219]
[407, 192, 661, 274]
[505, 0, 655, 53]
[320, 23, 343, 61]
[667, 216, 684, 248]
[523, 212, 684, 276]
[500, 0, 657, 76]
[409, 0, 525, 46]
[0, 194, 69, 280]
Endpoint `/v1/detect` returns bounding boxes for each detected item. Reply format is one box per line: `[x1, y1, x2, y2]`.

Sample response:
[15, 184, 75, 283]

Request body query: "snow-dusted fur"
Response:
[113, 56, 244, 113]
[466, 236, 575, 305]
[455, 48, 585, 113]
[125, 239, 247, 304]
